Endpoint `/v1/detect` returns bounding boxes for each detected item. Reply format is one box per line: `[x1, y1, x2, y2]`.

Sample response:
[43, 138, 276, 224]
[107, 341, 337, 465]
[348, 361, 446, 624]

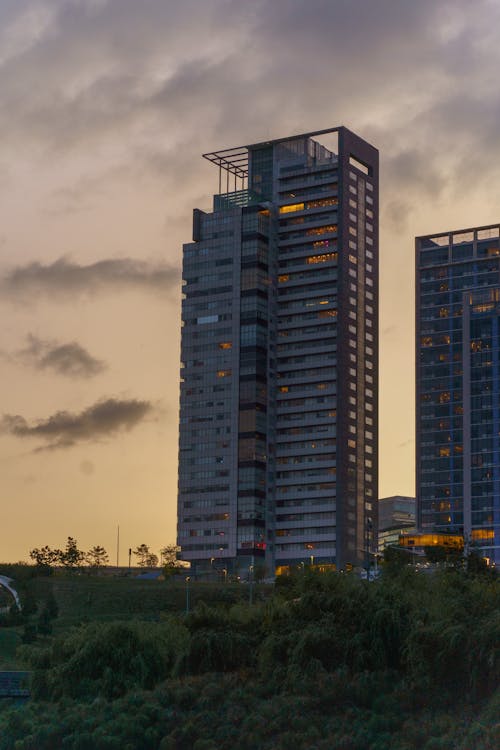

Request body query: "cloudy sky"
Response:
[2, 0, 500, 562]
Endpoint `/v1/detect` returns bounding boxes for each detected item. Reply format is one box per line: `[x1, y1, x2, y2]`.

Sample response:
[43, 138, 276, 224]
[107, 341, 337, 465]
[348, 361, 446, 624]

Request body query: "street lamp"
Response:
[249, 564, 254, 606]
[185, 576, 191, 616]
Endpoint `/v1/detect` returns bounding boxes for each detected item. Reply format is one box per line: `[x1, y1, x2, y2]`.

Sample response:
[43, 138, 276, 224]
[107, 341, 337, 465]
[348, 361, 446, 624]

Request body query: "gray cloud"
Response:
[1, 397, 154, 451]
[1, 257, 180, 301]
[1, 0, 499, 223]
[17, 334, 106, 378]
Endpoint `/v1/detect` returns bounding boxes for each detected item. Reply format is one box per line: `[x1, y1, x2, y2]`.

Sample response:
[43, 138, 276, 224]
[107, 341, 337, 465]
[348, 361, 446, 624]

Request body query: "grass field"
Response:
[0, 571, 270, 668]
[29, 575, 261, 628]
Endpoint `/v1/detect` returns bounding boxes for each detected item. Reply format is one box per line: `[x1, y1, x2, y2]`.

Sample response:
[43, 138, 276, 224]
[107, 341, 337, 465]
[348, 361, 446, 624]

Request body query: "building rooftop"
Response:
[202, 126, 343, 189]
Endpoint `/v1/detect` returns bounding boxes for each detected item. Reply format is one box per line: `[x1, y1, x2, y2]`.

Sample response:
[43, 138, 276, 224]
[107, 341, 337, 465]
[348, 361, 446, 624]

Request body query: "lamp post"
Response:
[249, 564, 254, 606]
[185, 576, 191, 616]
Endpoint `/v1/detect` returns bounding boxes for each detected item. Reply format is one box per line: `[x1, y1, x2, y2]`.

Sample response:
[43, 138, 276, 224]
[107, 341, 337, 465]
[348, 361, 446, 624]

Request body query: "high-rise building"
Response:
[177, 127, 378, 576]
[416, 224, 500, 564]
[377, 495, 416, 553]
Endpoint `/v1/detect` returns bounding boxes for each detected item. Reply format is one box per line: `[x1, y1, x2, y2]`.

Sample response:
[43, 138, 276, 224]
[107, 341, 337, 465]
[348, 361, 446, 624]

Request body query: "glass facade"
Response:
[178, 128, 379, 575]
[416, 225, 500, 564]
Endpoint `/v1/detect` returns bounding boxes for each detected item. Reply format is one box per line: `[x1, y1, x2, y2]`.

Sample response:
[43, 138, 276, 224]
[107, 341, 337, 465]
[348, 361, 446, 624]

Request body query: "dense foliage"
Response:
[0, 567, 498, 749]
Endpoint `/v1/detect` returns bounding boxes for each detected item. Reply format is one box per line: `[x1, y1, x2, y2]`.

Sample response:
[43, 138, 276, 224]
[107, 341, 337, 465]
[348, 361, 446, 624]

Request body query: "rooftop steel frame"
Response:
[202, 127, 341, 195]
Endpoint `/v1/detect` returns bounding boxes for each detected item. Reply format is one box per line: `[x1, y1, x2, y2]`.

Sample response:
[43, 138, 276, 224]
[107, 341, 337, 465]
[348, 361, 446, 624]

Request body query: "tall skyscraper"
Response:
[177, 127, 378, 576]
[416, 224, 500, 564]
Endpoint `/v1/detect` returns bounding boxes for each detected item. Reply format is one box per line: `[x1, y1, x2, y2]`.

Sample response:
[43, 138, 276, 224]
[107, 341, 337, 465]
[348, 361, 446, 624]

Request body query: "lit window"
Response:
[218, 342, 232, 350]
[307, 252, 337, 264]
[217, 370, 232, 378]
[278, 275, 290, 283]
[279, 203, 305, 213]
[306, 198, 338, 209]
[306, 225, 337, 236]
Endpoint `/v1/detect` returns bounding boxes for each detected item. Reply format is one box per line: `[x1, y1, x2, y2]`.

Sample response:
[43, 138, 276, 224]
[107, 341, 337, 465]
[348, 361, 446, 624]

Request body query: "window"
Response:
[306, 225, 337, 236]
[306, 198, 338, 209]
[280, 203, 305, 213]
[307, 253, 337, 264]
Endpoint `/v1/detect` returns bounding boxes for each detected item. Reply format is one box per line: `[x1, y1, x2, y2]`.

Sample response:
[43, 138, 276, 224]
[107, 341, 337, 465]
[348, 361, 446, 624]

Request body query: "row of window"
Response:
[276, 526, 335, 537]
[275, 541, 335, 552]
[279, 239, 337, 257]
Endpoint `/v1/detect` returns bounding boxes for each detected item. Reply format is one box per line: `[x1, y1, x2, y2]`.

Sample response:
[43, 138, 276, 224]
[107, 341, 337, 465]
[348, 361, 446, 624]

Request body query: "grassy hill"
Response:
[28, 575, 260, 628]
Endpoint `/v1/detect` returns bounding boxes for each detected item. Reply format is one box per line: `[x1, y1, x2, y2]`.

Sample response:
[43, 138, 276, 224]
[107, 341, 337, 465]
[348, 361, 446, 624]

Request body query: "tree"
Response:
[133, 544, 152, 567]
[424, 544, 462, 566]
[29, 545, 60, 568]
[60, 537, 85, 570]
[86, 545, 109, 569]
[160, 544, 181, 575]
[145, 553, 159, 568]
